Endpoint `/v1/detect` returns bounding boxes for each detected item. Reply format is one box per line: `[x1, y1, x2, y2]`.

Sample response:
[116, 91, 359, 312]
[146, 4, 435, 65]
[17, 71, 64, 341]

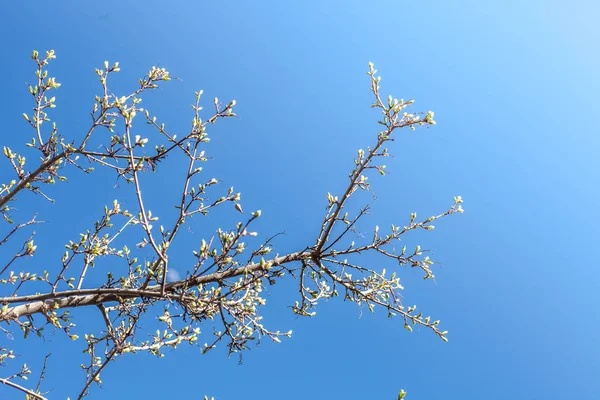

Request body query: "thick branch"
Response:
[0, 377, 47, 400]
[0, 251, 310, 321]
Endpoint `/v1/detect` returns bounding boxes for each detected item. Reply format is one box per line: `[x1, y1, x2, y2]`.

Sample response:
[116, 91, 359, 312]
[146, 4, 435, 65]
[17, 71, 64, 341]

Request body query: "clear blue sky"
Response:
[1, 1, 599, 399]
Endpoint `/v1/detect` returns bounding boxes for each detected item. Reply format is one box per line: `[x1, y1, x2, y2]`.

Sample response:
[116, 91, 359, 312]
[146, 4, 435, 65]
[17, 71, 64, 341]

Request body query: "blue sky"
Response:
[1, 1, 599, 399]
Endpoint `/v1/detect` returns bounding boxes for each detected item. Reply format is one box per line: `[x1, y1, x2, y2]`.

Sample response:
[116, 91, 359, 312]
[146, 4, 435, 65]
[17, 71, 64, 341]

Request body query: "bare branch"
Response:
[0, 376, 47, 400]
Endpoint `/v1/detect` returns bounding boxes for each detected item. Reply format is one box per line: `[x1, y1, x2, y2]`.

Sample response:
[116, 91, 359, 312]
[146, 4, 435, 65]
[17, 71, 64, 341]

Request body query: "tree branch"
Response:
[0, 376, 47, 400]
